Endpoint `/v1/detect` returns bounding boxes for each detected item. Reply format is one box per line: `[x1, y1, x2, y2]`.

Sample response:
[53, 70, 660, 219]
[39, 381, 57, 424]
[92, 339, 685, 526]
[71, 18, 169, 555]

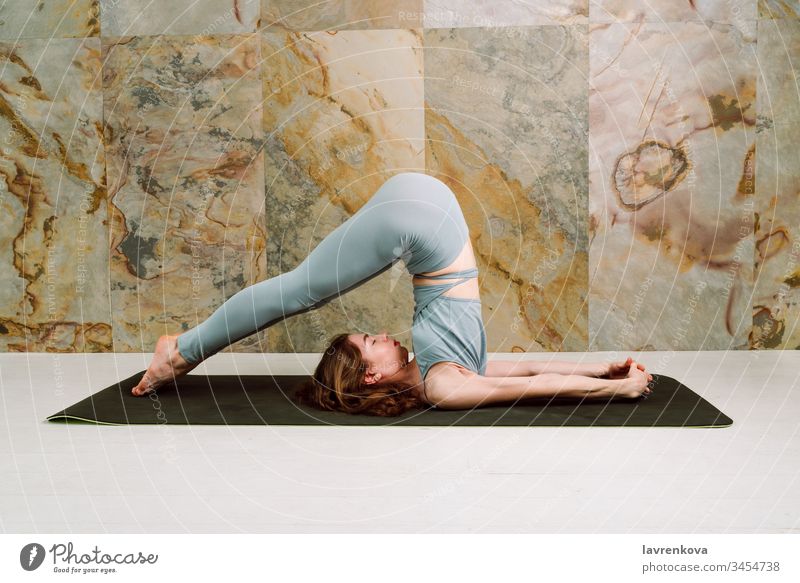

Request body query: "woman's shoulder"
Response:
[422, 361, 483, 407]
[424, 361, 479, 390]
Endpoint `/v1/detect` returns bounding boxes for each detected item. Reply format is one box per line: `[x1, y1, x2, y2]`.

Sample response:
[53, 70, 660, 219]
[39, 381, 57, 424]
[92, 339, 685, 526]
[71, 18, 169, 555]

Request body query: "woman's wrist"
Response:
[596, 362, 612, 378]
[580, 362, 610, 378]
[599, 377, 629, 399]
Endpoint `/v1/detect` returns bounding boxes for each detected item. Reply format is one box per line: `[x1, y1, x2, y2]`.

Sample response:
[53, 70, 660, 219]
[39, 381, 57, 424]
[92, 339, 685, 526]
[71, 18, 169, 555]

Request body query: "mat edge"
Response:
[46, 414, 123, 426]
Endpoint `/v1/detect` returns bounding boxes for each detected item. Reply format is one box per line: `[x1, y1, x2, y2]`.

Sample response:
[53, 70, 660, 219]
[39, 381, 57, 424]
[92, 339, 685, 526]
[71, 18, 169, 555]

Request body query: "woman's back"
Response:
[413, 237, 480, 300]
[378, 175, 487, 384]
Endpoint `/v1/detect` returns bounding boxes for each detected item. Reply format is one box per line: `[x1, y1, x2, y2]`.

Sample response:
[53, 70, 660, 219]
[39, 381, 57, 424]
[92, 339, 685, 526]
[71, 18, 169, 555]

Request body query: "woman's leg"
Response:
[130, 171, 458, 396]
[175, 173, 421, 365]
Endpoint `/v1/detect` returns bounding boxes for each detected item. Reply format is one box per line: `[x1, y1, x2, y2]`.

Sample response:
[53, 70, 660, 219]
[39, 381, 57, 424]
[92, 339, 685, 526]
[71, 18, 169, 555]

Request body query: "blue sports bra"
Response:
[411, 267, 488, 381]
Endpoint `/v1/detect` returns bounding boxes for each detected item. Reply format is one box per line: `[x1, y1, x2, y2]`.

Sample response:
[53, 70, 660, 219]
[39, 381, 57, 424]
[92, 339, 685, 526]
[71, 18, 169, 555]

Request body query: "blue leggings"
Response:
[176, 172, 470, 364]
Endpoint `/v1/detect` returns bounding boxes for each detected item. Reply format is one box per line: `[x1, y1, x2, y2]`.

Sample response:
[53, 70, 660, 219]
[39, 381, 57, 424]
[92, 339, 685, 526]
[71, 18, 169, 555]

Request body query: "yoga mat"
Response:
[46, 371, 732, 427]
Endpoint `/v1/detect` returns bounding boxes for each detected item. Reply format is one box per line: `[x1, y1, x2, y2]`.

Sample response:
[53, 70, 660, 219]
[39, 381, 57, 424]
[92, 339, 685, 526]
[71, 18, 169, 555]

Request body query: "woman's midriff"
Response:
[411, 238, 480, 300]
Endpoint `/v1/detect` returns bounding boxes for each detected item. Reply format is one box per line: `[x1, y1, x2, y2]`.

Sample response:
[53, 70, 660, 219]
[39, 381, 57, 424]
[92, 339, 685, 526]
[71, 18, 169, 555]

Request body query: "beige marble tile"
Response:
[100, 0, 259, 37]
[592, 0, 757, 27]
[424, 26, 590, 353]
[0, 0, 99, 39]
[260, 29, 425, 352]
[589, 22, 757, 351]
[103, 34, 267, 353]
[424, 0, 587, 27]
[752, 18, 800, 349]
[0, 38, 109, 352]
[756, 19, 800, 125]
[759, 0, 800, 18]
[261, 0, 423, 31]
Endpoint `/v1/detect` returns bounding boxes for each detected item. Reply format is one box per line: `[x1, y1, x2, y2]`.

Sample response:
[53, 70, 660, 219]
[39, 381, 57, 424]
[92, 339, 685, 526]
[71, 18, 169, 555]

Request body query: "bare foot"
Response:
[131, 335, 197, 397]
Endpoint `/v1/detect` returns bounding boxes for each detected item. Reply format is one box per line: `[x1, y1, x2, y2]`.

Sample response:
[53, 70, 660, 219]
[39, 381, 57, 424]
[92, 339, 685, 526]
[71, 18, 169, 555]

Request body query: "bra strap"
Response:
[412, 268, 479, 318]
[414, 267, 478, 280]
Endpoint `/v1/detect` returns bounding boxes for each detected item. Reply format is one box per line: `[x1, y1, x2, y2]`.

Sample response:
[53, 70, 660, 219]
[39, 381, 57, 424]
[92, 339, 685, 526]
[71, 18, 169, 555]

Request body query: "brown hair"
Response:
[294, 333, 426, 417]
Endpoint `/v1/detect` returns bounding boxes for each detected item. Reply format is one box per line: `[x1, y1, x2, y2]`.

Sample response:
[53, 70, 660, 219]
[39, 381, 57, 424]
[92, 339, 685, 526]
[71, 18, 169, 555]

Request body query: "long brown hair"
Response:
[294, 333, 426, 417]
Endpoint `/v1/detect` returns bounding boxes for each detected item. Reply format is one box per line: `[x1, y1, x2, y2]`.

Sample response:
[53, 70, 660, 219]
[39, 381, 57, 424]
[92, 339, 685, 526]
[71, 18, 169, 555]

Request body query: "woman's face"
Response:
[348, 330, 409, 384]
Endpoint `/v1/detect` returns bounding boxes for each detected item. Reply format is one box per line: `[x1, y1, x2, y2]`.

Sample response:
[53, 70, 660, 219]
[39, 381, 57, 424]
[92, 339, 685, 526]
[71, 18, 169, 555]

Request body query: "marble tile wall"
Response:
[760, 1, 800, 19]
[0, 37, 109, 352]
[0, 1, 797, 357]
[752, 15, 800, 349]
[588, 18, 759, 354]
[0, 1, 99, 39]
[102, 34, 268, 355]
[424, 25, 590, 352]
[261, 0, 424, 30]
[424, 0, 588, 26]
[592, 0, 757, 26]
[260, 29, 424, 352]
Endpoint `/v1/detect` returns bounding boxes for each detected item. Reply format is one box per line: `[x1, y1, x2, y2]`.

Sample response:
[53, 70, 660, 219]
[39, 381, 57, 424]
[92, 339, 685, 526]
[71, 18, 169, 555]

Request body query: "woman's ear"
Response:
[363, 369, 381, 385]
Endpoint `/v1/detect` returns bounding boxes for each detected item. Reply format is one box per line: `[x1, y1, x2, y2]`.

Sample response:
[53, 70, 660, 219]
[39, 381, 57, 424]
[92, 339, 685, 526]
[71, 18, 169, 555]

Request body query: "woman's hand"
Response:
[603, 357, 652, 382]
[623, 360, 653, 398]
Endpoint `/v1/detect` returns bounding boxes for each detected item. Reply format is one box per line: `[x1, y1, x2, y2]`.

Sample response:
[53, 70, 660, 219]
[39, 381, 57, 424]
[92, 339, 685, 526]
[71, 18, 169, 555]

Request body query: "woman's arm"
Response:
[425, 368, 637, 410]
[484, 359, 607, 378]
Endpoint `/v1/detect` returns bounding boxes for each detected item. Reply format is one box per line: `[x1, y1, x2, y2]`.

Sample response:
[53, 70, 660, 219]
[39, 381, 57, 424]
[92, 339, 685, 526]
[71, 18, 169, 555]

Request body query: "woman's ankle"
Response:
[170, 335, 194, 368]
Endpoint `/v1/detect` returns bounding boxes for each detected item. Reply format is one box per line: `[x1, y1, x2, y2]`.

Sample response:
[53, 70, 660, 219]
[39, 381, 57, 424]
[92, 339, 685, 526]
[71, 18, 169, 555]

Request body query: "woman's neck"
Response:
[404, 358, 426, 401]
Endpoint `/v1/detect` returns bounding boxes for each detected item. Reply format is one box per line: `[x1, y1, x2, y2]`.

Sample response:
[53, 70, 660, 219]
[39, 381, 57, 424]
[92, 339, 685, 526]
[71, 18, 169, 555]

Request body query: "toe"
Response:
[131, 374, 150, 396]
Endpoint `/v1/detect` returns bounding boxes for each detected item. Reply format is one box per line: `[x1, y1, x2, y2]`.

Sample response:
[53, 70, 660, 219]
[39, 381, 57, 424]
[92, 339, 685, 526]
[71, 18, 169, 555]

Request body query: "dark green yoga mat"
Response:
[46, 370, 732, 427]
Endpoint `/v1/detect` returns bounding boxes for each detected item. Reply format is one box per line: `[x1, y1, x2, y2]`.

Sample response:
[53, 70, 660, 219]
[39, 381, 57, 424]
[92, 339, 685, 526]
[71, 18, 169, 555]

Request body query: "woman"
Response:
[132, 172, 653, 414]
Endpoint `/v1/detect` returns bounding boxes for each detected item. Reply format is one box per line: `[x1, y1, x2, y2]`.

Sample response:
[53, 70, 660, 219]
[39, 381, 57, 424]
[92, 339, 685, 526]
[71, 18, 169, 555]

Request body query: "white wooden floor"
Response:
[0, 350, 798, 533]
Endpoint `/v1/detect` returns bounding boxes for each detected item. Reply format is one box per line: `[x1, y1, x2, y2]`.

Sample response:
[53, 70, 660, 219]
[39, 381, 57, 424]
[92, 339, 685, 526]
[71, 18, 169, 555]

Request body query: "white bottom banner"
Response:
[2, 534, 797, 582]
